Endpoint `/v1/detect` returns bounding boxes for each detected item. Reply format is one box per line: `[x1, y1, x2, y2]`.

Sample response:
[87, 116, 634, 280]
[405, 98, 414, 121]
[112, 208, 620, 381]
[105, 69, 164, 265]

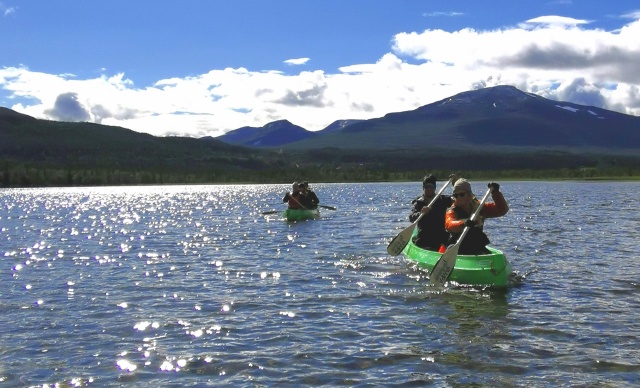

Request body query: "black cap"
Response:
[422, 174, 436, 186]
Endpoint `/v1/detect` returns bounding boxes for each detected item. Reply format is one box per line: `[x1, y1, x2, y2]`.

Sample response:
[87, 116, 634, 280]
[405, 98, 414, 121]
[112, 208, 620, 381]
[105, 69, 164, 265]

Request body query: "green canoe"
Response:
[403, 233, 512, 288]
[283, 208, 320, 221]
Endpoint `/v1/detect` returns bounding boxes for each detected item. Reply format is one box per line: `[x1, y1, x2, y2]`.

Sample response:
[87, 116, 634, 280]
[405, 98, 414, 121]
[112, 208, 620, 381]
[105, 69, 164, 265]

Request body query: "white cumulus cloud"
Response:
[284, 58, 310, 65]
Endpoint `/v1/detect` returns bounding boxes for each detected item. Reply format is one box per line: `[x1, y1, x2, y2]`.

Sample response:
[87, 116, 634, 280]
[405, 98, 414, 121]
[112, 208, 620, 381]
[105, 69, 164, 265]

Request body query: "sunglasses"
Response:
[452, 192, 467, 198]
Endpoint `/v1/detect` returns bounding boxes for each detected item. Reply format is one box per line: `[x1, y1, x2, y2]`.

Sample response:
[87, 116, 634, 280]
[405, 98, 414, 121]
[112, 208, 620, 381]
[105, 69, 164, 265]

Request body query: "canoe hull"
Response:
[403, 238, 511, 288]
[283, 208, 320, 221]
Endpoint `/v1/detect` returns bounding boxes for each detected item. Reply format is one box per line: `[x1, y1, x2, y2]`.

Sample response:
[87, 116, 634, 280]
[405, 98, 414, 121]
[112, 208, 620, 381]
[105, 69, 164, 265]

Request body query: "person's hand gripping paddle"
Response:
[386, 178, 453, 256]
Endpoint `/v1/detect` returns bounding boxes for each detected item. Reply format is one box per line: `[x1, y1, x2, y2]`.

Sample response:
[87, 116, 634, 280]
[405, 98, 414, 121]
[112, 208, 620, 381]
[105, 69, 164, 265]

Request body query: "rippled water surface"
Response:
[1, 182, 639, 386]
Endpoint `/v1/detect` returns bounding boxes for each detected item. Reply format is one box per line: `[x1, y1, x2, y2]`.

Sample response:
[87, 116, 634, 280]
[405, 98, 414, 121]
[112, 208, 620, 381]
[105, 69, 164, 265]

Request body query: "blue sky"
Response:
[1, 1, 639, 137]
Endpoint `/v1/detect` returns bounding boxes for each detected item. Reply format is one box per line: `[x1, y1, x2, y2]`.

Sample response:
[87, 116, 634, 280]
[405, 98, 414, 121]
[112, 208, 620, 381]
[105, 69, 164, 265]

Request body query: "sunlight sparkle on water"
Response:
[116, 359, 137, 372]
[134, 321, 160, 331]
[160, 360, 173, 371]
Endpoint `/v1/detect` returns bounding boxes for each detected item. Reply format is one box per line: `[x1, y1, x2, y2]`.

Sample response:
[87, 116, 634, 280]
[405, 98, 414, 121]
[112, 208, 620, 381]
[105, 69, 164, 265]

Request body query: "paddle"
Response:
[262, 189, 309, 215]
[429, 186, 493, 287]
[318, 204, 336, 210]
[386, 178, 453, 256]
[290, 194, 308, 210]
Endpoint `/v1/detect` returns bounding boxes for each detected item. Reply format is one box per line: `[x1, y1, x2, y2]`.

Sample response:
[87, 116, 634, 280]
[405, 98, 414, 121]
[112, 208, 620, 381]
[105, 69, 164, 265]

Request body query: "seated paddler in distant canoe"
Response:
[298, 181, 320, 210]
[282, 181, 320, 221]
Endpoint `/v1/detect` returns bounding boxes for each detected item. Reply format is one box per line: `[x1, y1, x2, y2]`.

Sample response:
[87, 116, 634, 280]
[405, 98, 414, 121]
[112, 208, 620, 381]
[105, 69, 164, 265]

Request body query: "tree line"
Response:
[2, 160, 638, 188]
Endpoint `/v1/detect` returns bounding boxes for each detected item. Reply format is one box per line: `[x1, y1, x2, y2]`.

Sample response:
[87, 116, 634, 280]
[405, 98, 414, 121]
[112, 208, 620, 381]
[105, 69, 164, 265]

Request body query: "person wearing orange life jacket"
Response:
[283, 182, 304, 209]
[445, 179, 509, 255]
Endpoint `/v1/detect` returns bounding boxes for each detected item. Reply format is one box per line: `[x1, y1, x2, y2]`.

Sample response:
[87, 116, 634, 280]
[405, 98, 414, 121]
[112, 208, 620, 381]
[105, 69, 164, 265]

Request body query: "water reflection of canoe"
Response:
[284, 208, 320, 221]
[403, 234, 512, 288]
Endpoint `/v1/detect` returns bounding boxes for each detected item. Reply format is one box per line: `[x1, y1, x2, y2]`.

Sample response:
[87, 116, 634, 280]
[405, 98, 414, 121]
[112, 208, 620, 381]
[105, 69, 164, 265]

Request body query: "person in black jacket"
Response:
[298, 181, 319, 209]
[409, 174, 457, 251]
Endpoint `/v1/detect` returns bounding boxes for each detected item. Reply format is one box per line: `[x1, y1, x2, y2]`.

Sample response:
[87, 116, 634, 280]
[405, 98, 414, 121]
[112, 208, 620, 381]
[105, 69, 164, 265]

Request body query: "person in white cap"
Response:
[444, 179, 509, 255]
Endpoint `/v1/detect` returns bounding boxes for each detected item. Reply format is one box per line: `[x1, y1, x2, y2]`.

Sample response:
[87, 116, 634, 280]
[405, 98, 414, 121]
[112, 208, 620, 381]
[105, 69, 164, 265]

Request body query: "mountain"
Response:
[319, 119, 365, 133]
[215, 118, 364, 147]
[216, 119, 316, 147]
[220, 86, 640, 151]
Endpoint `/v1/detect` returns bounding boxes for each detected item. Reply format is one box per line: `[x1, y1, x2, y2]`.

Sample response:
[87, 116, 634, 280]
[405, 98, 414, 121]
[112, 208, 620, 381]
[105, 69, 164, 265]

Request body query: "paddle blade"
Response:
[261, 210, 280, 215]
[429, 243, 460, 287]
[319, 205, 336, 210]
[386, 223, 416, 256]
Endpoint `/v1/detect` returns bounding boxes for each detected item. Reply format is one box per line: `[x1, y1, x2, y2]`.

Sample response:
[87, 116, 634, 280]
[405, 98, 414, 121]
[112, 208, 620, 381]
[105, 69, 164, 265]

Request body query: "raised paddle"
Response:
[386, 178, 453, 256]
[429, 186, 493, 287]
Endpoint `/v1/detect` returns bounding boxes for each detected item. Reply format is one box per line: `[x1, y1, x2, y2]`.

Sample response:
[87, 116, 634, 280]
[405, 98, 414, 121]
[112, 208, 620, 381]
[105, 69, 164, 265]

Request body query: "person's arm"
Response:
[311, 192, 319, 205]
[409, 199, 424, 222]
[283, 193, 290, 203]
[445, 208, 465, 233]
[480, 185, 508, 218]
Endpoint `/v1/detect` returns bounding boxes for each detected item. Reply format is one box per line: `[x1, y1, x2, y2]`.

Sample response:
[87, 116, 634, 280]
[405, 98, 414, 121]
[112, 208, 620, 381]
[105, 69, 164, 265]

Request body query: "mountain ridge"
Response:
[214, 85, 640, 151]
[216, 119, 316, 147]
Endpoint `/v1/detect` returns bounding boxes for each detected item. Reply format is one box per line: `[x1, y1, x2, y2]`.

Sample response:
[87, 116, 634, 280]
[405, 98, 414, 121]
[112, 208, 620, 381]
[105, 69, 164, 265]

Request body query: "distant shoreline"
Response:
[2, 171, 639, 189]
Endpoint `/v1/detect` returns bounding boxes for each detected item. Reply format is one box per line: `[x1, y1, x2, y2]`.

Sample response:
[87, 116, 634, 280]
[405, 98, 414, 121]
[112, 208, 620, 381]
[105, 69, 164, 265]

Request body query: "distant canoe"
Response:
[403, 234, 512, 288]
[284, 208, 320, 221]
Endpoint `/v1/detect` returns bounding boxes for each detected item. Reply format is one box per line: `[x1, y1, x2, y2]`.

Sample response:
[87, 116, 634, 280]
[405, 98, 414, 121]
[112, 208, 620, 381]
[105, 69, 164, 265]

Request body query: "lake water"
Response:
[1, 181, 639, 386]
